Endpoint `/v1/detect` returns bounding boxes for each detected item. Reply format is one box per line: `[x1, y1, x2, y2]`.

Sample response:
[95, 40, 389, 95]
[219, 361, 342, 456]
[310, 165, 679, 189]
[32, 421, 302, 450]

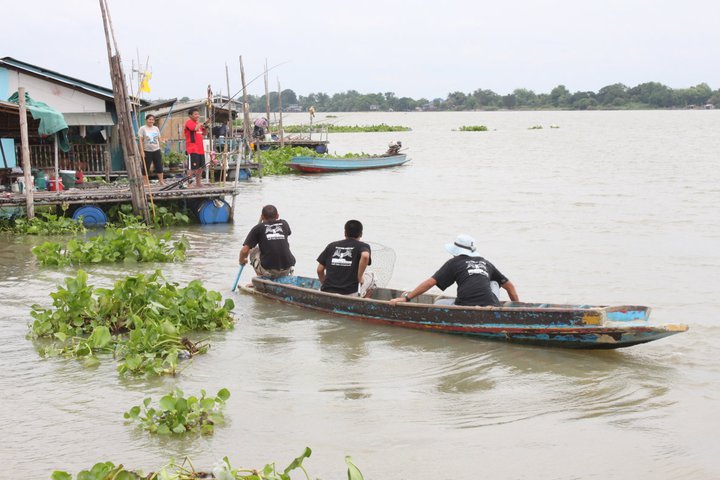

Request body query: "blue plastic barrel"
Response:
[315, 145, 328, 154]
[72, 205, 107, 226]
[197, 199, 231, 224]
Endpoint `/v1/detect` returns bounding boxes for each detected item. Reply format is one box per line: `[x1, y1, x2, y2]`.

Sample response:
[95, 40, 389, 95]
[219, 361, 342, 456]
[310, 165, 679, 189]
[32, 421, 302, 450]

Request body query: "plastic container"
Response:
[48, 177, 64, 191]
[72, 206, 107, 226]
[197, 199, 231, 224]
[59, 170, 76, 189]
[35, 171, 47, 190]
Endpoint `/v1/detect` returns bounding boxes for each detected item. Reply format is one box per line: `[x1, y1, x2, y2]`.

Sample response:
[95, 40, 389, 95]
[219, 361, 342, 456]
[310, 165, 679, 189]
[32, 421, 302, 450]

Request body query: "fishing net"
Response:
[366, 242, 396, 287]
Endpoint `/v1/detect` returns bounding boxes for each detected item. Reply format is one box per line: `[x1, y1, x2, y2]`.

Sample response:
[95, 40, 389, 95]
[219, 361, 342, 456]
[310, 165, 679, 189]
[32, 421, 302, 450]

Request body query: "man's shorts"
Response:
[189, 153, 205, 170]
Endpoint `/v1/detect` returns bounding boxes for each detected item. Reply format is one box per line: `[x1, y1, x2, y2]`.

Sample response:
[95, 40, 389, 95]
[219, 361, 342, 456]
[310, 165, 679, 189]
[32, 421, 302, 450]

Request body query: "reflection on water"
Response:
[1, 111, 719, 479]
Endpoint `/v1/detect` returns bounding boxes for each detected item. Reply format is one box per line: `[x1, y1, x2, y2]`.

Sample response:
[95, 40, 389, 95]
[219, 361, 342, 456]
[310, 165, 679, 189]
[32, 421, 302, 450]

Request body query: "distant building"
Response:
[284, 104, 302, 112]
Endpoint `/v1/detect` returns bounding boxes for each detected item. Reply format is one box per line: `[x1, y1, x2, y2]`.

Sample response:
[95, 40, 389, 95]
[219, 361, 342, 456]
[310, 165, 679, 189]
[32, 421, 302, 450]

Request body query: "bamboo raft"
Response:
[0, 183, 243, 207]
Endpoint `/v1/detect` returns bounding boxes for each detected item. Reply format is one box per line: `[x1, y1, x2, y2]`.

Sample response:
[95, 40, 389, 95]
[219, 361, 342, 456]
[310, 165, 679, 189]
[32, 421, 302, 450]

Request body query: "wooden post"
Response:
[264, 59, 271, 127]
[18, 87, 34, 219]
[278, 80, 284, 148]
[239, 55, 254, 174]
[99, 0, 150, 224]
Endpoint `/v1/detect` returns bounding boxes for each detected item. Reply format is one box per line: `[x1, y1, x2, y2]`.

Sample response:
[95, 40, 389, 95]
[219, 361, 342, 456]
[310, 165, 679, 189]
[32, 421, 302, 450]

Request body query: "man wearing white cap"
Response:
[390, 234, 519, 307]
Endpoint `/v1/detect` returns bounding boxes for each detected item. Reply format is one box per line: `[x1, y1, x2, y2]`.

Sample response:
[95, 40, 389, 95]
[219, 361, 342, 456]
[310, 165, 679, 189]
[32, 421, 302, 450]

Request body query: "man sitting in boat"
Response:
[239, 205, 296, 278]
[316, 220, 375, 297]
[390, 234, 519, 306]
[385, 141, 402, 156]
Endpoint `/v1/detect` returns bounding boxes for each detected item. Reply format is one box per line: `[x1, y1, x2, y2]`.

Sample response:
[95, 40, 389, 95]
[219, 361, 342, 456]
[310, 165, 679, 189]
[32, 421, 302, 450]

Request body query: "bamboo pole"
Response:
[264, 59, 270, 128]
[18, 87, 34, 219]
[277, 80, 284, 148]
[99, 0, 150, 224]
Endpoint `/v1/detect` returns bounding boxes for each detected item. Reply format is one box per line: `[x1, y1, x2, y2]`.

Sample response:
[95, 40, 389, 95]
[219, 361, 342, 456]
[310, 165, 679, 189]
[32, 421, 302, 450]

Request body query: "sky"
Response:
[3, 0, 720, 101]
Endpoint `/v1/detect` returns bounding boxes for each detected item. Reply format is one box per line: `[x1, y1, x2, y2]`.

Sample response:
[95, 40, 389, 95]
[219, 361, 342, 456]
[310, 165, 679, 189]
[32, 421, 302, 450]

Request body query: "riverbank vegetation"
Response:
[29, 270, 234, 376]
[203, 81, 720, 112]
[50, 449, 365, 480]
[458, 125, 488, 131]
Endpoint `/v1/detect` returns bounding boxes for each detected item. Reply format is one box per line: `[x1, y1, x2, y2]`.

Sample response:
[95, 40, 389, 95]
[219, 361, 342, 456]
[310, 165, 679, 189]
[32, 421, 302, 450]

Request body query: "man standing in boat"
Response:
[390, 234, 519, 306]
[317, 220, 374, 297]
[239, 205, 296, 278]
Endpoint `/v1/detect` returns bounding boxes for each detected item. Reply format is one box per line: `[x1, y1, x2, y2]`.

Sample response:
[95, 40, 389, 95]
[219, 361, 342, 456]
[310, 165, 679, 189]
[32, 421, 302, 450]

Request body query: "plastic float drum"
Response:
[197, 199, 231, 224]
[72, 205, 108, 226]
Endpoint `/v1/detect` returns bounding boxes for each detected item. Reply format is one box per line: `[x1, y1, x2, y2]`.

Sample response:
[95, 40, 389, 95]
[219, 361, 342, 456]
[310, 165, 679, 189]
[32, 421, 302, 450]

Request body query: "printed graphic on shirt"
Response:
[265, 223, 286, 240]
[466, 260, 490, 277]
[331, 247, 354, 266]
[146, 132, 159, 144]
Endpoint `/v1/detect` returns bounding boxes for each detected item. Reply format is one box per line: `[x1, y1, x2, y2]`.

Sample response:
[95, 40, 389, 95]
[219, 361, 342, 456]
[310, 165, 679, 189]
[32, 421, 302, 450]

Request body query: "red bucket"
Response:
[48, 177, 64, 191]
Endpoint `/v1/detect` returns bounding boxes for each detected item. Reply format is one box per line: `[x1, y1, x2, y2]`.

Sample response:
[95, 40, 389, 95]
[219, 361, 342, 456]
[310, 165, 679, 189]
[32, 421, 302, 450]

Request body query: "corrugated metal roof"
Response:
[63, 112, 115, 126]
[0, 57, 114, 100]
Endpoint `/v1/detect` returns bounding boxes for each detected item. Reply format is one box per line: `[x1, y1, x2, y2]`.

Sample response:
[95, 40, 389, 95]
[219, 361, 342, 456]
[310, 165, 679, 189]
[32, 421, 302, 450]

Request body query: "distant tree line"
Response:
[237, 82, 720, 112]
[158, 82, 719, 113]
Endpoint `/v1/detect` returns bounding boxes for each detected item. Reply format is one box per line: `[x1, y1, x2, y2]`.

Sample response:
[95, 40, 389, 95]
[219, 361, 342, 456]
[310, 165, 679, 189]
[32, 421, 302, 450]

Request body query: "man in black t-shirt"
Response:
[239, 205, 296, 278]
[390, 234, 519, 307]
[317, 220, 372, 295]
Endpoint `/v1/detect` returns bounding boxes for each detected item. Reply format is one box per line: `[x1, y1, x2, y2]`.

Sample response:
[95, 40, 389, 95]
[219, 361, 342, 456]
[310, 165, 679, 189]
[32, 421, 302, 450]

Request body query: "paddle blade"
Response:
[231, 265, 245, 291]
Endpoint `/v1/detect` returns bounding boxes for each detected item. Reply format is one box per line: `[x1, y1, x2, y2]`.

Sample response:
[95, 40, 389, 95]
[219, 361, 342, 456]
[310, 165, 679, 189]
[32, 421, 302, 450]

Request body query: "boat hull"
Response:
[289, 154, 409, 173]
[240, 276, 688, 349]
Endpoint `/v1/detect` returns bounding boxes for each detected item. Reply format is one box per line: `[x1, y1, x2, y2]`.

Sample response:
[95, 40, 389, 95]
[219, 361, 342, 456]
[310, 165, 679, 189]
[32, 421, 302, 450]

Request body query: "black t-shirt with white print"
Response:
[243, 219, 296, 270]
[317, 238, 372, 294]
[432, 255, 508, 306]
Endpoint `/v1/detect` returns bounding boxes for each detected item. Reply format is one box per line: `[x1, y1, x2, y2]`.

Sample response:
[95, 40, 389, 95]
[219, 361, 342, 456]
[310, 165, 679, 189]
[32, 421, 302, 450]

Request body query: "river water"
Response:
[1, 111, 719, 479]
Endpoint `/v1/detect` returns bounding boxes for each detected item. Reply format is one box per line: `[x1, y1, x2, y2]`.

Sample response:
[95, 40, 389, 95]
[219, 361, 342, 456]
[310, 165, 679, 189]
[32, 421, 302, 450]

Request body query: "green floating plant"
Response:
[125, 388, 230, 435]
[32, 226, 188, 266]
[458, 125, 488, 131]
[50, 448, 366, 479]
[29, 270, 235, 377]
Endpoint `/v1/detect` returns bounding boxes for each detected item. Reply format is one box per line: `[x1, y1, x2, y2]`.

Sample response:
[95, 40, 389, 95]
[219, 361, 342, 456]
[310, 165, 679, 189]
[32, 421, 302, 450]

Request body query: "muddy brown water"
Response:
[1, 111, 718, 479]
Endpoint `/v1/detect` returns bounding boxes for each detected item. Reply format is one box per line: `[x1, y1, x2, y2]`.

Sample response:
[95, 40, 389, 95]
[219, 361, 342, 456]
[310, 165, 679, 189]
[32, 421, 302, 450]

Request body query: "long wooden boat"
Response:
[240, 275, 688, 349]
[288, 153, 409, 173]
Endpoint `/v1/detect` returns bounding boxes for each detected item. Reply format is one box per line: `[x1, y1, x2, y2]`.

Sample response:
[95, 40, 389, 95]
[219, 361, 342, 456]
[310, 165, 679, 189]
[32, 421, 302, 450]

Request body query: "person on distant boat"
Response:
[184, 108, 208, 188]
[385, 141, 402, 156]
[390, 234, 519, 306]
[239, 204, 296, 278]
[138, 114, 165, 185]
[253, 117, 269, 139]
[317, 220, 375, 297]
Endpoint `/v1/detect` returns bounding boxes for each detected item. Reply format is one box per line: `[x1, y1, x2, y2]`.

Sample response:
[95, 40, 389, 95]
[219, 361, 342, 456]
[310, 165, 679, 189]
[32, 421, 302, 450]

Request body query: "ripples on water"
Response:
[1, 111, 719, 479]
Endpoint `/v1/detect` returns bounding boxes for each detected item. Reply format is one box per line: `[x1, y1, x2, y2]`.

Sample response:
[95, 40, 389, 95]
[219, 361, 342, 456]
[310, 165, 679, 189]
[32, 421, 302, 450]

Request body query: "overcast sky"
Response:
[3, 0, 720, 101]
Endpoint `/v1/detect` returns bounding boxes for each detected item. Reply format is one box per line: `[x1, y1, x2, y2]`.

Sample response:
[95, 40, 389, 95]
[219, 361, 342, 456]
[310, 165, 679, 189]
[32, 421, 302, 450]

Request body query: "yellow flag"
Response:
[139, 72, 152, 93]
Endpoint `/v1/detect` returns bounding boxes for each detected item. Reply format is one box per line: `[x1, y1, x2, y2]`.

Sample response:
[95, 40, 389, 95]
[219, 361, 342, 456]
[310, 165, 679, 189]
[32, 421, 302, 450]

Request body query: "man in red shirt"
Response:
[184, 108, 207, 188]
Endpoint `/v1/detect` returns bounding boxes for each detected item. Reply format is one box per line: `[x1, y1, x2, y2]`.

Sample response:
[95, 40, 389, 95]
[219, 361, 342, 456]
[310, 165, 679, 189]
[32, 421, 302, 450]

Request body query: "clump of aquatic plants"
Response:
[0, 211, 86, 235]
[259, 146, 375, 175]
[458, 125, 489, 131]
[32, 226, 188, 266]
[283, 123, 409, 133]
[125, 388, 230, 435]
[528, 124, 543, 129]
[108, 203, 191, 228]
[50, 449, 366, 480]
[29, 270, 235, 376]
[259, 146, 320, 175]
